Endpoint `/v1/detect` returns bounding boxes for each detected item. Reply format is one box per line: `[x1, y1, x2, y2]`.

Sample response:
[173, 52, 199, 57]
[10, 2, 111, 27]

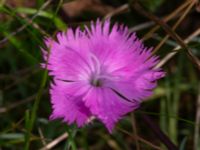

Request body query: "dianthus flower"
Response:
[42, 19, 165, 132]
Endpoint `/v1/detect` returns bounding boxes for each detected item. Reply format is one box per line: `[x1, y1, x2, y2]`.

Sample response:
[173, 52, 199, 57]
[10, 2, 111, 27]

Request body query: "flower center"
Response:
[90, 78, 103, 87]
[88, 53, 113, 87]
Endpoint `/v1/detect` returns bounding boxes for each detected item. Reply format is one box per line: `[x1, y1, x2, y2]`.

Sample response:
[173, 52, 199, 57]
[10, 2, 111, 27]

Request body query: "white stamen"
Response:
[97, 75, 116, 81]
[89, 53, 101, 75]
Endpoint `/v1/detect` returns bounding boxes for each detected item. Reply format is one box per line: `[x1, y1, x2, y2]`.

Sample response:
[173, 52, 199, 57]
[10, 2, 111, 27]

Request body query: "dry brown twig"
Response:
[103, 0, 192, 38]
[38, 127, 47, 146]
[129, 21, 155, 32]
[142, 0, 191, 41]
[117, 127, 163, 150]
[155, 27, 200, 69]
[130, 0, 200, 70]
[19, 14, 48, 36]
[40, 133, 68, 150]
[129, 2, 190, 33]
[152, 0, 196, 54]
[104, 3, 129, 19]
[129, 0, 190, 33]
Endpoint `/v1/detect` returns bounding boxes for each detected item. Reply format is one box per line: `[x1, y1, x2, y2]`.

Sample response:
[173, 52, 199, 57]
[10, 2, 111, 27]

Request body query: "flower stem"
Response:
[65, 126, 77, 150]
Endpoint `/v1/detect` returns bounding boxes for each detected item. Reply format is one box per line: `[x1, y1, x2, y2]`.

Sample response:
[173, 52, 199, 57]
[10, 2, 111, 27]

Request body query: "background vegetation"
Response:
[0, 0, 200, 149]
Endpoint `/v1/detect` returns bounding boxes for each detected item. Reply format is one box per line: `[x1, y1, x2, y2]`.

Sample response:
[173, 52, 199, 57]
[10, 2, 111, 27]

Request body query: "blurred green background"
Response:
[0, 0, 200, 149]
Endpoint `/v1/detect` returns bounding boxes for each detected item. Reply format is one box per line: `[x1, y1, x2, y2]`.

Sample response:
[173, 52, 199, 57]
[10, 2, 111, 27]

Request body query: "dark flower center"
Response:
[90, 78, 103, 87]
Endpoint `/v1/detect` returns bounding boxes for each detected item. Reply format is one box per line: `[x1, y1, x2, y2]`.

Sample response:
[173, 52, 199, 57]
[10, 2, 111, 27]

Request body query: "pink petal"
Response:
[50, 79, 91, 127]
[83, 87, 139, 132]
[43, 29, 91, 81]
[105, 70, 165, 101]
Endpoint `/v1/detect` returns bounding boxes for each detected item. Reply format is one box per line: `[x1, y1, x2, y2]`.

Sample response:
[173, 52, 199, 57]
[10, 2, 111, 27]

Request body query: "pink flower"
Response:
[42, 19, 165, 133]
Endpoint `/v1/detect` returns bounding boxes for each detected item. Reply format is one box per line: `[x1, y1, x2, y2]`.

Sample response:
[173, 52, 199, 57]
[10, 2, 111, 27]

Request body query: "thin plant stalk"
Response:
[142, 0, 191, 41]
[194, 83, 200, 150]
[152, 1, 195, 54]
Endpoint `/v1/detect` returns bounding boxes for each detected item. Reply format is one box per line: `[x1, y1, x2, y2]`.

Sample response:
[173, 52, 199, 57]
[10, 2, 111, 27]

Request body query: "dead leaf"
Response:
[62, 0, 114, 18]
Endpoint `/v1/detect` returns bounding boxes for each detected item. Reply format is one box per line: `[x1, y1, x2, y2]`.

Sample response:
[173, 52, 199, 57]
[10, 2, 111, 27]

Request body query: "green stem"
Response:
[65, 126, 77, 150]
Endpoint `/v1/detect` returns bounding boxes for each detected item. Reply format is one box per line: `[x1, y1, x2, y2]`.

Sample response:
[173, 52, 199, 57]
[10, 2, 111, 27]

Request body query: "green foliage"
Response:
[140, 0, 165, 12]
